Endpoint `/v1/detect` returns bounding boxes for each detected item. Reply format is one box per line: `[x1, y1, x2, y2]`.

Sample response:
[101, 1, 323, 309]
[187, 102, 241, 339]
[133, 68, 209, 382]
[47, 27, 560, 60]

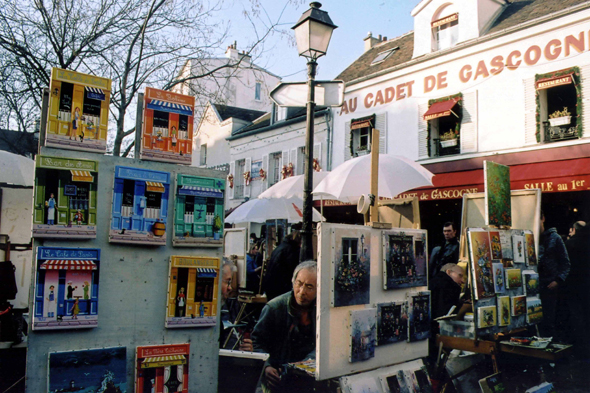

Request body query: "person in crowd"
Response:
[565, 220, 590, 358]
[246, 244, 262, 292]
[430, 263, 466, 319]
[252, 261, 317, 393]
[538, 211, 570, 340]
[220, 260, 253, 351]
[429, 222, 460, 281]
[250, 232, 259, 246]
[261, 230, 302, 301]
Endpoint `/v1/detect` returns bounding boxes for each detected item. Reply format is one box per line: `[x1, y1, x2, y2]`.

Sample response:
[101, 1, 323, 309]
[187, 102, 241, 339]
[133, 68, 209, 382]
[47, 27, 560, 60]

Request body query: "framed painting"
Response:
[484, 161, 511, 227]
[526, 298, 543, 325]
[382, 230, 428, 290]
[377, 302, 408, 345]
[523, 271, 540, 297]
[468, 229, 495, 299]
[332, 227, 371, 307]
[478, 305, 497, 329]
[511, 295, 526, 316]
[506, 269, 522, 289]
[512, 235, 526, 263]
[136, 344, 190, 393]
[524, 231, 537, 266]
[408, 291, 431, 342]
[497, 296, 511, 327]
[49, 347, 126, 392]
[349, 309, 377, 363]
[492, 262, 505, 293]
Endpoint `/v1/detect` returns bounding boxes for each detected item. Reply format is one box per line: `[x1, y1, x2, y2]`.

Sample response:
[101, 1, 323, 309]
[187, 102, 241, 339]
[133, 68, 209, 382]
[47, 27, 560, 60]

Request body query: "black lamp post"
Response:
[292, 2, 337, 262]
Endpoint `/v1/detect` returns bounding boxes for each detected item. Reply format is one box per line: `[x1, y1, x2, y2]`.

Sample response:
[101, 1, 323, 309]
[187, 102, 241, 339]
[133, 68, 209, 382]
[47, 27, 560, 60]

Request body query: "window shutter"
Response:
[228, 161, 235, 199]
[580, 65, 590, 138]
[313, 142, 322, 166]
[244, 157, 252, 198]
[418, 103, 429, 159]
[524, 77, 537, 144]
[375, 113, 387, 153]
[344, 121, 352, 161]
[460, 91, 478, 153]
[262, 155, 269, 191]
[290, 148, 297, 173]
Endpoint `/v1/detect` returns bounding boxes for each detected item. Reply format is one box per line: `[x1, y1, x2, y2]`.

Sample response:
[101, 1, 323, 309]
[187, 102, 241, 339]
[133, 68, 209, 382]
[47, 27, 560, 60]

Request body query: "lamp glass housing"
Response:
[294, 19, 334, 60]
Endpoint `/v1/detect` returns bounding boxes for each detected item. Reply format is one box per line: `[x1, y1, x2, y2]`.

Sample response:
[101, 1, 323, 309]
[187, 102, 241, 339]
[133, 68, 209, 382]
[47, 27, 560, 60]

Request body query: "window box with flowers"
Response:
[548, 107, 571, 127]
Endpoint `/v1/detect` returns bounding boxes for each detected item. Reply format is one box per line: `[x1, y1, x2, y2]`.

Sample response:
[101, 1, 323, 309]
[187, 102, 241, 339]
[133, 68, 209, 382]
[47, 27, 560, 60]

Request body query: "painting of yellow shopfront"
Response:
[165, 256, 219, 328]
[46, 68, 111, 153]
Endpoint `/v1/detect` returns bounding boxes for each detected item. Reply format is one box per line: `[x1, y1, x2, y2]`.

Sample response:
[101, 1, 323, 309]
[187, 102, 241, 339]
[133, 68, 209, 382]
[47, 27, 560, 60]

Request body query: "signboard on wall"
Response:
[140, 87, 195, 165]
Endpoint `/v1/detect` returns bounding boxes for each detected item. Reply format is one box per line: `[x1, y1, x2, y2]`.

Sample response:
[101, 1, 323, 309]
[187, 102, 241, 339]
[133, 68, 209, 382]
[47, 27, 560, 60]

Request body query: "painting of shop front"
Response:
[135, 344, 190, 393]
[33, 156, 98, 239]
[141, 87, 195, 165]
[33, 247, 100, 330]
[165, 256, 219, 328]
[45, 68, 111, 153]
[110, 166, 170, 245]
[173, 174, 225, 247]
[383, 230, 428, 290]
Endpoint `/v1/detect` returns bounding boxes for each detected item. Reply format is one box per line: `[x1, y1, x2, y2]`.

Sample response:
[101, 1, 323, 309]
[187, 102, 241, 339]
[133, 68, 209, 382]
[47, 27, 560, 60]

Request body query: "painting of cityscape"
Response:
[48, 347, 126, 393]
[383, 231, 427, 290]
[349, 308, 377, 363]
[408, 291, 431, 342]
[468, 230, 495, 300]
[377, 302, 408, 345]
[332, 227, 371, 307]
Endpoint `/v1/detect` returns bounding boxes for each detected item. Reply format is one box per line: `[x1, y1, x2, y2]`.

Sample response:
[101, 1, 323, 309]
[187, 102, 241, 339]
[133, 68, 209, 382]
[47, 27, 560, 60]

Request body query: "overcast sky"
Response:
[224, 0, 417, 82]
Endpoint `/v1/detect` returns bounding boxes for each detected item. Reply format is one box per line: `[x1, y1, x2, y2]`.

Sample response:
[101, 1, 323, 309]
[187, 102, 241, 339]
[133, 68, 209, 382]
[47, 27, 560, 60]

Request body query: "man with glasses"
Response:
[252, 261, 317, 393]
[220, 261, 253, 351]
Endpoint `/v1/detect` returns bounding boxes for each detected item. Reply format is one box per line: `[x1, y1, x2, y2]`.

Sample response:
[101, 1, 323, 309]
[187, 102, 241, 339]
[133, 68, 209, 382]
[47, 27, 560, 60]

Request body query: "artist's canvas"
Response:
[48, 347, 126, 393]
[468, 230, 495, 299]
[527, 298, 543, 324]
[380, 370, 411, 393]
[512, 235, 526, 263]
[377, 302, 408, 345]
[498, 230, 514, 261]
[484, 161, 512, 227]
[492, 262, 505, 293]
[333, 228, 371, 307]
[349, 309, 377, 363]
[408, 291, 431, 342]
[340, 373, 382, 393]
[506, 269, 523, 289]
[497, 296, 511, 327]
[135, 344, 190, 393]
[524, 232, 537, 266]
[383, 231, 427, 290]
[410, 366, 434, 393]
[511, 295, 526, 316]
[478, 305, 497, 328]
[489, 231, 503, 260]
[523, 271, 540, 297]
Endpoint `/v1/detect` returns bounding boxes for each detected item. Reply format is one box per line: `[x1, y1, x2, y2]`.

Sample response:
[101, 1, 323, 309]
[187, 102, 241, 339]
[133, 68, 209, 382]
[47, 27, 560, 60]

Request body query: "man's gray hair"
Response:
[222, 257, 237, 273]
[292, 260, 317, 283]
[441, 263, 462, 274]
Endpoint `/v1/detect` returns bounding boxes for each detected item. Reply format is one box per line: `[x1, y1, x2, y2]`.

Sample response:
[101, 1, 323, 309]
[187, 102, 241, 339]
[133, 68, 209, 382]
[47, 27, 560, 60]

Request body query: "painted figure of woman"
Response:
[171, 126, 178, 148]
[46, 285, 57, 318]
[83, 281, 90, 300]
[45, 193, 56, 225]
[70, 107, 80, 140]
[176, 287, 186, 317]
[70, 298, 79, 319]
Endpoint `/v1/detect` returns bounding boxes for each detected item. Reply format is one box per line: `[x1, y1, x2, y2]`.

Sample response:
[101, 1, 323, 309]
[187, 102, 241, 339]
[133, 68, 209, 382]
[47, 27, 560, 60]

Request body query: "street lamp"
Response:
[292, 2, 337, 262]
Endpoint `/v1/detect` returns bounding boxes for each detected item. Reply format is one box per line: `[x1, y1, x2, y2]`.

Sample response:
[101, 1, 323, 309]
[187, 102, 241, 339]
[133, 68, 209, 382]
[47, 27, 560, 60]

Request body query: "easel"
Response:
[363, 127, 393, 230]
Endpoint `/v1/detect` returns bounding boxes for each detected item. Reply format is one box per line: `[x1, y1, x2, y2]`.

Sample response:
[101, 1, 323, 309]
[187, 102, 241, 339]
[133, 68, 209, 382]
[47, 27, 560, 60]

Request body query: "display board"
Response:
[223, 228, 247, 289]
[317, 223, 428, 381]
[338, 358, 427, 393]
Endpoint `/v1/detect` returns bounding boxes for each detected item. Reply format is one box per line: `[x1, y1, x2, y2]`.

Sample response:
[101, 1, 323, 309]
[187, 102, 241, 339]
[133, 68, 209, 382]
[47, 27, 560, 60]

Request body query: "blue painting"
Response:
[383, 231, 427, 290]
[332, 227, 371, 307]
[48, 347, 126, 393]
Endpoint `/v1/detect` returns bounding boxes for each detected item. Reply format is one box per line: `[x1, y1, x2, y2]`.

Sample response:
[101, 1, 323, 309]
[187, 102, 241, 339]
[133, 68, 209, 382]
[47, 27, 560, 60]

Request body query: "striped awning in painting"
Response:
[196, 268, 218, 278]
[141, 354, 186, 369]
[178, 186, 222, 198]
[40, 260, 97, 270]
[147, 99, 193, 116]
[85, 86, 106, 101]
[146, 181, 165, 193]
[70, 170, 94, 182]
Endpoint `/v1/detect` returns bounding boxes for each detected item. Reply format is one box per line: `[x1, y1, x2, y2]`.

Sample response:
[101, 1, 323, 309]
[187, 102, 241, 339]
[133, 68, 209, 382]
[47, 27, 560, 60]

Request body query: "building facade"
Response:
[332, 0, 590, 239]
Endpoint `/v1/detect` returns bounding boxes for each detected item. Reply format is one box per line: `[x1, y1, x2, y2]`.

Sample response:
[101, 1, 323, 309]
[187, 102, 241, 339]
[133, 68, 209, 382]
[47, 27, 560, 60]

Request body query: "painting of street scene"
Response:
[468, 230, 495, 299]
[332, 227, 371, 307]
[377, 302, 408, 345]
[383, 231, 427, 290]
[408, 292, 431, 342]
[349, 309, 376, 363]
[48, 347, 126, 393]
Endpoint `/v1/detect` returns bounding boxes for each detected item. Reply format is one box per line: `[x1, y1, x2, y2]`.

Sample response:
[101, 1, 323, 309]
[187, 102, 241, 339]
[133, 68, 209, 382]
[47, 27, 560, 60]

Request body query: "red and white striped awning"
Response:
[40, 260, 97, 271]
[146, 181, 165, 193]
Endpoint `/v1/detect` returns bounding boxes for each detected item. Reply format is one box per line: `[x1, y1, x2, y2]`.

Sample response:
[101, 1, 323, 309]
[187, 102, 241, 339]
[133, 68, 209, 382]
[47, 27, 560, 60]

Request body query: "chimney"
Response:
[225, 41, 239, 60]
[364, 32, 381, 52]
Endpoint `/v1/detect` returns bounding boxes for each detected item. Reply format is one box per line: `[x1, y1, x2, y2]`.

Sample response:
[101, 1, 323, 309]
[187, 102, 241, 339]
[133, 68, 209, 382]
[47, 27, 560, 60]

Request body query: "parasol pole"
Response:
[369, 127, 380, 224]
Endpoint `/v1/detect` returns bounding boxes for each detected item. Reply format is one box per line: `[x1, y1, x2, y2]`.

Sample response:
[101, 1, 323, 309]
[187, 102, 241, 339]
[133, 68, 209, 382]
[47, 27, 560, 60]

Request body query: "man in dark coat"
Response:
[565, 221, 590, 358]
[429, 222, 460, 281]
[262, 230, 301, 301]
[430, 263, 465, 319]
[538, 213, 570, 339]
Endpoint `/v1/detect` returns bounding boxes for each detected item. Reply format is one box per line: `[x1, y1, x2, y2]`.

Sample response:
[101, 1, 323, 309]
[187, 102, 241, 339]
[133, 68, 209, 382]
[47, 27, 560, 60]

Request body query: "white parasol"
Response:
[312, 154, 434, 203]
[225, 197, 325, 224]
[258, 172, 331, 199]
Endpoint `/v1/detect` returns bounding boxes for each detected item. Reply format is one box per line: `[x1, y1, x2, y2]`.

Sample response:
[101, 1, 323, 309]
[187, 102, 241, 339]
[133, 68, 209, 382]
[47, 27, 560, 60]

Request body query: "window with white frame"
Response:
[432, 13, 458, 51]
[234, 159, 245, 198]
[269, 152, 281, 187]
[200, 144, 207, 166]
[255, 82, 261, 101]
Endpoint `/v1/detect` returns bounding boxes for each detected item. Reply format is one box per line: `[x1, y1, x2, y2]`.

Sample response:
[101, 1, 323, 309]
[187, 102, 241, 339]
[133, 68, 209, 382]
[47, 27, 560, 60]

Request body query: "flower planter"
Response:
[548, 116, 571, 127]
[440, 138, 458, 148]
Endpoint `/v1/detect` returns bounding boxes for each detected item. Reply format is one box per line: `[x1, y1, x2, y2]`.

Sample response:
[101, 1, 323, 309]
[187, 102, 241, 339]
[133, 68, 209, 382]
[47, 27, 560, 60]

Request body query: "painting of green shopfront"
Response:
[173, 174, 225, 247]
[33, 156, 98, 239]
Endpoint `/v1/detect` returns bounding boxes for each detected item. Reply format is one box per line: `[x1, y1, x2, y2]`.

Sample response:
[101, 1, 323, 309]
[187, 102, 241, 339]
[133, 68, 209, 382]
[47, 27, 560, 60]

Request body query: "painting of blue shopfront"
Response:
[33, 247, 100, 330]
[110, 166, 170, 245]
[173, 174, 225, 247]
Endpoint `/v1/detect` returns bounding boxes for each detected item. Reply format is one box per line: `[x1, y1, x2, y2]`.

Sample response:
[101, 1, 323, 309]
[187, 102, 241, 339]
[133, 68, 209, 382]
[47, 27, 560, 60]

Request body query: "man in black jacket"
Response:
[262, 230, 301, 301]
[430, 263, 465, 319]
[429, 222, 460, 281]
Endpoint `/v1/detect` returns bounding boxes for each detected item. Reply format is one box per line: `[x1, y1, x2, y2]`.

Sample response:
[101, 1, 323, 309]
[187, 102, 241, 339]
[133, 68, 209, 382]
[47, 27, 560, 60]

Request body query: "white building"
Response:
[331, 0, 590, 237]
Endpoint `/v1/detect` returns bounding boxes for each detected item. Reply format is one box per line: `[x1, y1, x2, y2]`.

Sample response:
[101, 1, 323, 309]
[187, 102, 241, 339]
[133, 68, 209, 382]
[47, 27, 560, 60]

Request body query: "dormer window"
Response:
[371, 47, 399, 65]
[432, 13, 458, 51]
